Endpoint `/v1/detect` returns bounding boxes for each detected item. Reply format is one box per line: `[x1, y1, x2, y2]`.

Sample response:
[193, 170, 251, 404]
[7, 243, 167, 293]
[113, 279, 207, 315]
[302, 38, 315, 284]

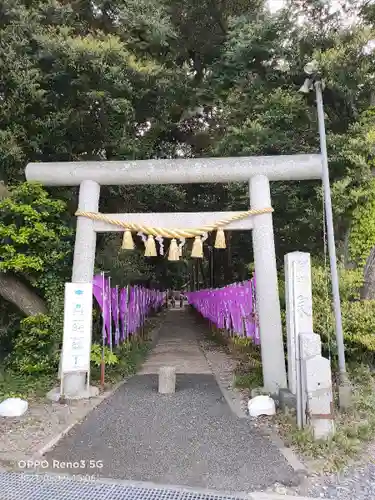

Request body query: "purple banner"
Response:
[185, 276, 260, 344]
[92, 274, 111, 342]
[92, 275, 166, 346]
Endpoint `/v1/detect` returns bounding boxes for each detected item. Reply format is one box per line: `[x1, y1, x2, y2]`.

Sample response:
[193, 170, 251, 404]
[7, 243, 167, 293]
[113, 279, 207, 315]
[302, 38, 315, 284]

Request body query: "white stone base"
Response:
[47, 385, 100, 402]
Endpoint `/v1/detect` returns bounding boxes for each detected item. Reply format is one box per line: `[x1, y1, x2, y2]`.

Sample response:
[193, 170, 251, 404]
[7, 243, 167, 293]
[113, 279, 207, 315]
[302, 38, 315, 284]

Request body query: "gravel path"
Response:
[44, 310, 298, 492]
[38, 309, 375, 498]
[45, 373, 297, 491]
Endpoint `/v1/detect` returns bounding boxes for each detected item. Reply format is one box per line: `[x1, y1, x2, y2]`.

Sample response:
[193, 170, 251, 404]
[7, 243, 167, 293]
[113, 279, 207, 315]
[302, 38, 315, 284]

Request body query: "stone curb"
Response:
[265, 430, 307, 474]
[32, 391, 113, 460]
[201, 346, 247, 419]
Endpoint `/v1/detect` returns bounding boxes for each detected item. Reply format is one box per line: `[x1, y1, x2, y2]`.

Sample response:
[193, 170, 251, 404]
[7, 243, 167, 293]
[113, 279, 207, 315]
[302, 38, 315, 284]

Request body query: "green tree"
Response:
[0, 182, 73, 315]
[1, 0, 375, 295]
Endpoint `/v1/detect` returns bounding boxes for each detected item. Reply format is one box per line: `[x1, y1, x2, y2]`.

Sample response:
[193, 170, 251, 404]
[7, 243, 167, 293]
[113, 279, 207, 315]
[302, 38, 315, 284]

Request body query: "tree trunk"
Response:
[0, 184, 48, 316]
[195, 260, 200, 290]
[361, 246, 375, 299]
[0, 273, 47, 316]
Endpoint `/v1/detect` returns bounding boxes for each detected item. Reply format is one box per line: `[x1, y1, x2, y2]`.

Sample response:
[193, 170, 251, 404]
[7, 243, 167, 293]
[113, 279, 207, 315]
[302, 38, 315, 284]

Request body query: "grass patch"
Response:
[91, 340, 151, 386]
[204, 323, 228, 347]
[276, 364, 375, 471]
[91, 314, 162, 388]
[0, 371, 55, 401]
[230, 337, 263, 391]
[234, 371, 263, 390]
[0, 314, 163, 401]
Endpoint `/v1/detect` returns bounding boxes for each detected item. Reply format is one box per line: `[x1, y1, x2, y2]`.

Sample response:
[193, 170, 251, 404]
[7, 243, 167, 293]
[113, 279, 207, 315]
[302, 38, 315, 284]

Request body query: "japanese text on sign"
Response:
[61, 283, 93, 374]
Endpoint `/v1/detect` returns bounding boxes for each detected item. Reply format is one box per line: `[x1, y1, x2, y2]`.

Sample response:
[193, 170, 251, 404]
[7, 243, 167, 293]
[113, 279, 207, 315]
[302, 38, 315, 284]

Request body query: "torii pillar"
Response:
[250, 175, 285, 392]
[26, 154, 322, 397]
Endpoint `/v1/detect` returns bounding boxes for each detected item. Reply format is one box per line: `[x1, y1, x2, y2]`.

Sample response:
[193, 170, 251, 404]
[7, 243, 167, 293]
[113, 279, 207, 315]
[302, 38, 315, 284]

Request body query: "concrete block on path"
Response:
[158, 366, 176, 394]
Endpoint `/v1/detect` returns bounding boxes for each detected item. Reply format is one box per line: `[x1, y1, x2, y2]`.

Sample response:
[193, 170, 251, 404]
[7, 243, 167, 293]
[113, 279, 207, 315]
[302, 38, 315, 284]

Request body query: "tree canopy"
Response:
[1, 0, 375, 301]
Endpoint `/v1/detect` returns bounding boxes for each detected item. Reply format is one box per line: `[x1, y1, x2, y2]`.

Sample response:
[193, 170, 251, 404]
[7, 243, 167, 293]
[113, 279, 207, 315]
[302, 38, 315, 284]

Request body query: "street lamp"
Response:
[299, 60, 351, 408]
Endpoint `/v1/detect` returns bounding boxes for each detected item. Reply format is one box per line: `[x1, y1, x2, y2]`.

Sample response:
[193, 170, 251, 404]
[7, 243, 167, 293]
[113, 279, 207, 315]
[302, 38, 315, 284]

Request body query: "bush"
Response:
[7, 314, 58, 375]
[304, 263, 375, 365]
[90, 344, 119, 367]
[0, 182, 73, 277]
[341, 300, 375, 362]
[280, 262, 375, 365]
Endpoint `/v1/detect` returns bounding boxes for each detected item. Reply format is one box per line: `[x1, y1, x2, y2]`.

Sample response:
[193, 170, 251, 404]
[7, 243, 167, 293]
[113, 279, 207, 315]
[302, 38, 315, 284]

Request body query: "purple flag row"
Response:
[185, 276, 260, 344]
[92, 275, 166, 346]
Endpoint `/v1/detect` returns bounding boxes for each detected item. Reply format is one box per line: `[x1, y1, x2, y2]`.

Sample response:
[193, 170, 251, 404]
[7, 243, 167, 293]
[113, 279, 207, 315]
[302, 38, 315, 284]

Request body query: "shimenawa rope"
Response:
[75, 207, 273, 260]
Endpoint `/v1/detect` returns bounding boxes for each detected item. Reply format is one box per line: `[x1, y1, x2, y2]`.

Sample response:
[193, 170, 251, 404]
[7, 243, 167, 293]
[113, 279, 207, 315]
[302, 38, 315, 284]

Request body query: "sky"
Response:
[267, 0, 360, 25]
[268, 0, 345, 14]
[268, 0, 284, 13]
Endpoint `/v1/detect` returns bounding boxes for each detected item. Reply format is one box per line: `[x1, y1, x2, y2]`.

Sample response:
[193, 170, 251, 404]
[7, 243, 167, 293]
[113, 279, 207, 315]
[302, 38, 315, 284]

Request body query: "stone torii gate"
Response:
[26, 154, 322, 398]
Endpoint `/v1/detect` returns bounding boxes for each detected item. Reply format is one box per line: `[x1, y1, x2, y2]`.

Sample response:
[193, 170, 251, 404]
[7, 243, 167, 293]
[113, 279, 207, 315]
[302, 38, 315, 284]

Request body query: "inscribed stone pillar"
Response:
[284, 252, 313, 395]
[249, 175, 287, 393]
[63, 179, 100, 397]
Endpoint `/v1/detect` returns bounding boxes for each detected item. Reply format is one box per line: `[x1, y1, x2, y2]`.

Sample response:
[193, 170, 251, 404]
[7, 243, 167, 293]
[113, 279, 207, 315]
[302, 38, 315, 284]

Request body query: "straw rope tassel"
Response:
[214, 228, 226, 249]
[122, 229, 135, 250]
[168, 239, 180, 261]
[191, 236, 203, 258]
[144, 235, 157, 257]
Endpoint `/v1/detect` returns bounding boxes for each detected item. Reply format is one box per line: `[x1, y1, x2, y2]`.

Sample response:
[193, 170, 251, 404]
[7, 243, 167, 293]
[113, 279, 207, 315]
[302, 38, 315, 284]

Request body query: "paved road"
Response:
[44, 310, 297, 492]
[139, 309, 211, 375]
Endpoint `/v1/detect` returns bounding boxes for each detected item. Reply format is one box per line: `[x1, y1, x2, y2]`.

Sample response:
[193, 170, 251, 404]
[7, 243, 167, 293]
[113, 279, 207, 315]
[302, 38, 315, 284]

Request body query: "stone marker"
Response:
[300, 334, 335, 440]
[284, 252, 335, 440]
[284, 252, 313, 395]
[158, 366, 176, 394]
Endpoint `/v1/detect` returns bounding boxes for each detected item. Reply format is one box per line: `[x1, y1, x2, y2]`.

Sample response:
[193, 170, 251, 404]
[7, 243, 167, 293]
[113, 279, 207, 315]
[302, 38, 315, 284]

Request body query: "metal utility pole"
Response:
[299, 61, 351, 407]
[314, 80, 347, 379]
[300, 61, 351, 408]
